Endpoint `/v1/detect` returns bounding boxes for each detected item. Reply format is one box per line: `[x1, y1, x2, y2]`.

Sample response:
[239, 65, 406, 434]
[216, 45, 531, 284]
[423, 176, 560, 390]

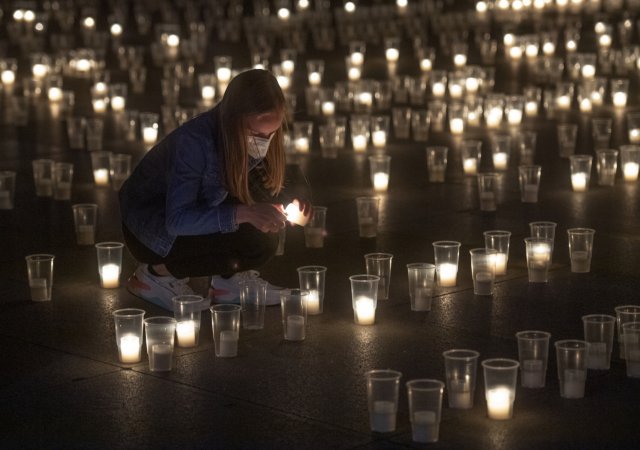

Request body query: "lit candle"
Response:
[581, 64, 596, 79]
[476, 1, 488, 12]
[278, 8, 290, 20]
[465, 77, 479, 93]
[373, 172, 389, 191]
[420, 58, 432, 72]
[556, 95, 571, 110]
[525, 101, 538, 116]
[76, 59, 91, 73]
[453, 53, 467, 67]
[450, 118, 464, 134]
[385, 48, 399, 62]
[306, 290, 321, 315]
[579, 98, 592, 112]
[463, 158, 478, 175]
[101, 263, 120, 288]
[348, 67, 361, 80]
[92, 98, 107, 113]
[509, 46, 522, 60]
[352, 134, 367, 152]
[1, 69, 15, 85]
[486, 386, 513, 420]
[355, 296, 375, 325]
[294, 137, 309, 153]
[111, 96, 125, 111]
[321, 101, 335, 116]
[358, 92, 373, 107]
[176, 320, 196, 347]
[93, 169, 109, 186]
[119, 335, 141, 363]
[218, 330, 238, 357]
[286, 315, 305, 340]
[350, 52, 364, 66]
[217, 67, 231, 83]
[32, 63, 47, 79]
[493, 152, 508, 170]
[143, 126, 158, 145]
[623, 162, 639, 181]
[571, 173, 587, 192]
[201, 86, 215, 101]
[412, 411, 438, 443]
[285, 201, 310, 226]
[449, 84, 463, 99]
[629, 129, 640, 143]
[591, 91, 603, 106]
[308, 72, 321, 86]
[531, 243, 551, 264]
[372, 130, 386, 147]
[467, 111, 480, 126]
[494, 253, 507, 275]
[486, 108, 502, 128]
[507, 110, 522, 125]
[525, 44, 538, 58]
[613, 92, 627, 107]
[438, 263, 457, 287]
[542, 42, 555, 56]
[48, 87, 62, 102]
[432, 82, 445, 97]
[281, 60, 294, 76]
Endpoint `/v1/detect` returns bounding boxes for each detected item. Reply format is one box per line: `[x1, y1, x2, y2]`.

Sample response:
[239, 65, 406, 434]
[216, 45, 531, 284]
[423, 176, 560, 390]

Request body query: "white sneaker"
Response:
[209, 270, 282, 306]
[127, 265, 208, 311]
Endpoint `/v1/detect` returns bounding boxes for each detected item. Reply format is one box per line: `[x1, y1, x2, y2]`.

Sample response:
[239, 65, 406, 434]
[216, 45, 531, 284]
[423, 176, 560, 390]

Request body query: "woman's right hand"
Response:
[235, 203, 287, 233]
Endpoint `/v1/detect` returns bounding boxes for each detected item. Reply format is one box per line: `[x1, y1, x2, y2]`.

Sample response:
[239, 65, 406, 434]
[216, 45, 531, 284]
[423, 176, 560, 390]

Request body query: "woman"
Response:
[119, 69, 311, 310]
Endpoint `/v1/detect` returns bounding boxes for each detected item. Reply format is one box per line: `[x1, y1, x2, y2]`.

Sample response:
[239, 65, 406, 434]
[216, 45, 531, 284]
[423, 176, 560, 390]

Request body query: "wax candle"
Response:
[465, 77, 479, 93]
[453, 53, 467, 67]
[531, 244, 551, 263]
[48, 87, 62, 102]
[450, 118, 464, 134]
[92, 98, 107, 113]
[562, 369, 586, 398]
[579, 98, 592, 112]
[556, 95, 571, 110]
[509, 46, 522, 60]
[373, 173, 389, 191]
[1, 69, 15, 84]
[474, 271, 493, 295]
[201, 86, 215, 101]
[286, 315, 305, 341]
[355, 297, 375, 325]
[321, 101, 335, 116]
[449, 84, 463, 99]
[372, 130, 386, 147]
[358, 92, 372, 107]
[371, 400, 395, 432]
[522, 359, 545, 388]
[493, 152, 508, 170]
[623, 162, 639, 181]
[463, 158, 478, 175]
[525, 101, 538, 116]
[629, 129, 640, 143]
[591, 91, 603, 106]
[29, 278, 49, 302]
[142, 127, 158, 145]
[412, 411, 438, 443]
[432, 82, 445, 97]
[507, 110, 522, 125]
[479, 192, 496, 211]
[285, 201, 310, 226]
[294, 137, 309, 153]
[176, 320, 197, 347]
[281, 60, 294, 76]
[438, 263, 457, 287]
[348, 67, 361, 80]
[306, 290, 321, 315]
[448, 378, 472, 408]
[571, 173, 587, 192]
[308, 72, 321, 86]
[486, 386, 513, 420]
[350, 52, 364, 66]
[587, 342, 608, 370]
[412, 287, 433, 311]
[217, 67, 231, 83]
[571, 250, 590, 273]
[352, 134, 367, 152]
[150, 343, 173, 371]
[486, 108, 502, 128]
[420, 58, 432, 72]
[32, 63, 47, 79]
[613, 92, 627, 107]
[76, 224, 95, 245]
[493, 252, 507, 275]
[119, 335, 141, 363]
[93, 169, 109, 186]
[111, 96, 125, 111]
[581, 64, 596, 78]
[385, 48, 399, 62]
[100, 263, 120, 289]
[218, 330, 238, 357]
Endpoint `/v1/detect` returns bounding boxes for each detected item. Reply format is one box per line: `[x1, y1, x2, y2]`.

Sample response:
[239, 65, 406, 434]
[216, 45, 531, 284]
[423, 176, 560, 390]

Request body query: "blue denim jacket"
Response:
[120, 106, 262, 257]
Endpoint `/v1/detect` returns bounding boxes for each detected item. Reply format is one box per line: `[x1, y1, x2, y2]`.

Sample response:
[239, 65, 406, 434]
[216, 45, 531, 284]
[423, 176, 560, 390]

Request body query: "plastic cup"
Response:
[470, 248, 497, 296]
[591, 118, 612, 150]
[555, 340, 589, 399]
[239, 279, 267, 329]
[0, 170, 16, 210]
[32, 159, 54, 197]
[350, 274, 379, 325]
[280, 289, 308, 341]
[490, 135, 511, 171]
[427, 146, 448, 183]
[173, 295, 205, 347]
[95, 242, 124, 289]
[365, 253, 393, 301]
[477, 173, 498, 212]
[113, 309, 145, 364]
[355, 196, 380, 238]
[482, 359, 519, 420]
[516, 331, 551, 388]
[406, 379, 444, 443]
[443, 349, 479, 409]
[518, 165, 541, 203]
[595, 149, 618, 186]
[615, 305, 640, 359]
[109, 153, 132, 191]
[525, 237, 552, 283]
[72, 203, 98, 245]
[622, 322, 640, 378]
[483, 230, 511, 275]
[433, 241, 461, 287]
[369, 155, 391, 192]
[567, 228, 595, 273]
[365, 370, 402, 433]
[297, 266, 327, 316]
[569, 155, 593, 192]
[211, 304, 241, 357]
[25, 254, 55, 302]
[557, 124, 578, 158]
[529, 221, 557, 262]
[144, 317, 177, 372]
[66, 117, 86, 150]
[582, 314, 615, 370]
[86, 118, 105, 151]
[304, 206, 327, 248]
[406, 263, 435, 311]
[53, 162, 73, 201]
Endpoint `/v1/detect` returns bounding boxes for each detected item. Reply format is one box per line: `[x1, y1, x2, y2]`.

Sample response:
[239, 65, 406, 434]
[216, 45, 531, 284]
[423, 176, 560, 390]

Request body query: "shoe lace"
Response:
[169, 277, 193, 295]
[235, 270, 262, 282]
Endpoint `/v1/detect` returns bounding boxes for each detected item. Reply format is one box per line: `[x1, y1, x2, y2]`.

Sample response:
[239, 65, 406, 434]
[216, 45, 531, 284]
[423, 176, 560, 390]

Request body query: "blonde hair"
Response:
[218, 69, 286, 205]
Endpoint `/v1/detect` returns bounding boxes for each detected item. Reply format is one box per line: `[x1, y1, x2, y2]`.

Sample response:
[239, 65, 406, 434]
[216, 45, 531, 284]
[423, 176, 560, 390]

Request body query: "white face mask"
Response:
[247, 134, 274, 159]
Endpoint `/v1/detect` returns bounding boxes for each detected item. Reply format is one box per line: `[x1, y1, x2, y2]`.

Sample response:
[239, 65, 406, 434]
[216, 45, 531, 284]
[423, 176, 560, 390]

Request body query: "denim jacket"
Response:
[120, 106, 264, 257]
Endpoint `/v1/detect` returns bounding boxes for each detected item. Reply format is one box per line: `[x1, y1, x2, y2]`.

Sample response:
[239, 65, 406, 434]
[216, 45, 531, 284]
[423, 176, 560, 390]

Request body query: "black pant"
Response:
[123, 223, 278, 279]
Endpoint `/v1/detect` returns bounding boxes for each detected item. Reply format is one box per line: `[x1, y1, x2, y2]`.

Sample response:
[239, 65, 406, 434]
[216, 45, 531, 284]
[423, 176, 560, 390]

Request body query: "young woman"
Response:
[119, 69, 312, 310]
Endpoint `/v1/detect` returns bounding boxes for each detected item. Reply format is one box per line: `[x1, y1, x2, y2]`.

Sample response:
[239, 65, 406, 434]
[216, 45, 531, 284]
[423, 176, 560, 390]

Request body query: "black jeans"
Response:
[123, 223, 278, 279]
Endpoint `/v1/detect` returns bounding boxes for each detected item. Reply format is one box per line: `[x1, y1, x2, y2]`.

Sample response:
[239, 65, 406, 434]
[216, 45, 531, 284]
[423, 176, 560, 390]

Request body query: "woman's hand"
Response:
[284, 198, 313, 226]
[236, 203, 287, 233]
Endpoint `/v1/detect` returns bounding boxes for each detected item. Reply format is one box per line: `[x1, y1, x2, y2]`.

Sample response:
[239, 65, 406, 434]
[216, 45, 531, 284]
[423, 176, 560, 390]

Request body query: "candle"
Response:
[48, 87, 62, 102]
[581, 64, 596, 79]
[371, 400, 395, 432]
[54, 181, 71, 200]
[1, 69, 15, 85]
[76, 59, 91, 73]
[579, 98, 592, 112]
[218, 330, 238, 357]
[350, 52, 364, 66]
[570, 250, 590, 273]
[352, 134, 367, 152]
[465, 77, 479, 93]
[562, 369, 586, 398]
[285, 201, 310, 226]
[525, 101, 538, 116]
[286, 315, 305, 341]
[591, 91, 603, 106]
[358, 92, 373, 107]
[522, 359, 545, 388]
[429, 167, 446, 183]
[486, 108, 502, 128]
[623, 162, 639, 181]
[542, 42, 555, 55]
[587, 342, 608, 369]
[348, 67, 361, 80]
[111, 96, 125, 111]
[281, 60, 294, 75]
[294, 137, 309, 153]
[355, 296, 375, 325]
[479, 191, 496, 211]
[143, 127, 158, 145]
[432, 82, 445, 97]
[94, 82, 108, 95]
[217, 67, 231, 83]
[412, 287, 433, 311]
[613, 92, 627, 107]
[629, 129, 640, 143]
[509, 46, 522, 60]
[449, 83, 463, 99]
[523, 184, 538, 203]
[76, 224, 95, 245]
[438, 263, 457, 287]
[308, 72, 321, 86]
[448, 378, 472, 408]
[531, 244, 551, 263]
[101, 263, 120, 288]
[29, 278, 49, 302]
[150, 343, 173, 371]
[494, 252, 507, 275]
[571, 173, 587, 192]
[420, 58, 432, 72]
[358, 217, 377, 238]
[373, 173, 389, 191]
[201, 86, 215, 101]
[412, 411, 438, 443]
[176, 320, 197, 347]
[450, 118, 464, 134]
[306, 290, 321, 315]
[372, 131, 386, 147]
[321, 101, 335, 116]
[486, 386, 513, 420]
[119, 335, 141, 363]
[453, 54, 467, 67]
[463, 158, 478, 175]
[93, 169, 109, 186]
[32, 63, 47, 79]
[525, 44, 538, 58]
[35, 179, 52, 197]
[474, 271, 493, 295]
[507, 110, 522, 125]
[304, 226, 324, 248]
[556, 95, 571, 110]
[92, 98, 107, 113]
[385, 48, 399, 62]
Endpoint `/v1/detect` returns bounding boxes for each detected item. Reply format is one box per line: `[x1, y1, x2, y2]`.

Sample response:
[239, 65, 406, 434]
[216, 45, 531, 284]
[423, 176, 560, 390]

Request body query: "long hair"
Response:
[218, 69, 286, 205]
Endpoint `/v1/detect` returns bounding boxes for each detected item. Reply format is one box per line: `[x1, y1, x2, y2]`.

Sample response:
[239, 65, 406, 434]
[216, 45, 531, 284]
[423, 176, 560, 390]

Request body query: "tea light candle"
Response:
[119, 335, 141, 363]
[453, 53, 467, 67]
[77, 225, 95, 245]
[465, 77, 479, 94]
[591, 91, 603, 106]
[571, 173, 587, 192]
[176, 320, 196, 347]
[449, 84, 463, 99]
[432, 82, 445, 97]
[438, 263, 457, 287]
[218, 330, 238, 357]
[522, 359, 545, 388]
[509, 46, 523, 60]
[507, 110, 522, 125]
[476, 1, 488, 12]
[556, 95, 571, 110]
[111, 96, 125, 111]
[475, 271, 493, 295]
[285, 201, 310, 226]
[412, 287, 433, 311]
[412, 411, 438, 443]
[525, 44, 538, 58]
[420, 58, 432, 72]
[278, 7, 290, 20]
[581, 64, 596, 79]
[579, 98, 592, 112]
[486, 387, 512, 420]
[76, 59, 91, 73]
[294, 137, 309, 153]
[358, 92, 373, 107]
[627, 350, 640, 377]
[523, 184, 538, 203]
[1, 69, 15, 85]
[494, 253, 507, 275]
[281, 60, 294, 76]
[353, 134, 367, 152]
[629, 129, 640, 143]
[467, 111, 480, 126]
[29, 278, 49, 302]
[542, 42, 556, 56]
[348, 67, 361, 80]
[385, 48, 399, 62]
[217, 67, 231, 83]
[463, 158, 478, 175]
[372, 131, 386, 147]
[286, 315, 305, 340]
[54, 182, 71, 200]
[493, 152, 508, 170]
[101, 263, 120, 288]
[531, 243, 551, 264]
[306, 290, 321, 314]
[373, 172, 389, 191]
[350, 52, 364, 66]
[48, 87, 62, 102]
[110, 23, 123, 37]
[355, 296, 375, 325]
[321, 101, 335, 116]
[151, 344, 173, 370]
[143, 126, 158, 145]
[563, 369, 585, 398]
[599, 34, 612, 48]
[587, 342, 608, 369]
[623, 162, 639, 181]
[449, 379, 472, 408]
[450, 118, 464, 134]
[613, 92, 627, 107]
[525, 101, 538, 116]
[371, 400, 395, 432]
[308, 72, 321, 86]
[93, 169, 109, 186]
[94, 82, 108, 95]
[32, 63, 48, 79]
[486, 108, 502, 128]
[201, 86, 215, 101]
[92, 98, 107, 113]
